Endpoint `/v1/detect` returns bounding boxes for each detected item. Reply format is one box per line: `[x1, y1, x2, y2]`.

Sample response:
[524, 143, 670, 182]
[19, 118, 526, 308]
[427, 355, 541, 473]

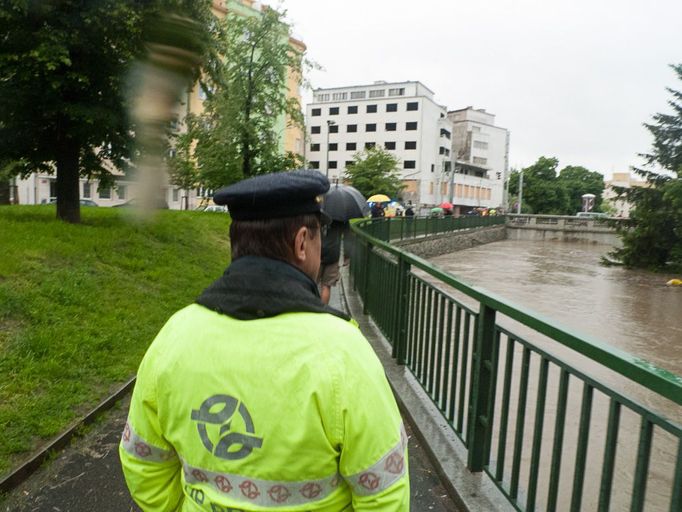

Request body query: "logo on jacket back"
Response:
[191, 395, 263, 460]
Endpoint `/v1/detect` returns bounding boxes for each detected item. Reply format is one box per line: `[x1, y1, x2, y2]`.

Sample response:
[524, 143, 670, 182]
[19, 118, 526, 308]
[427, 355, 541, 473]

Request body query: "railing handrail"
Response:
[351, 216, 682, 406]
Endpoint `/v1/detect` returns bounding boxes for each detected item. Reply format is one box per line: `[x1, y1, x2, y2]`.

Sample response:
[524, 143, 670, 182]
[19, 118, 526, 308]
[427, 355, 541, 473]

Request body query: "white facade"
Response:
[305, 81, 454, 206]
[603, 172, 647, 218]
[448, 107, 510, 211]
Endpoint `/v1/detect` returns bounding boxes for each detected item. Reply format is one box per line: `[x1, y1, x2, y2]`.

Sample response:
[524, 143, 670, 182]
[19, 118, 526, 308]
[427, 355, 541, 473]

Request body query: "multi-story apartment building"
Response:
[447, 107, 510, 213]
[13, 0, 305, 209]
[305, 81, 454, 207]
[603, 172, 648, 218]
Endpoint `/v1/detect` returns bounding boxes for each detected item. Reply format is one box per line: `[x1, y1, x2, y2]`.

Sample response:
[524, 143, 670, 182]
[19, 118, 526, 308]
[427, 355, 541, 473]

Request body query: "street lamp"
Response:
[325, 120, 336, 178]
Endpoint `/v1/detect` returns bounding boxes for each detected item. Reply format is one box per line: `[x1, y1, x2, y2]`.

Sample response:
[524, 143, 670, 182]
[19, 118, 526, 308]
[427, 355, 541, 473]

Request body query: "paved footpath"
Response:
[2, 284, 459, 512]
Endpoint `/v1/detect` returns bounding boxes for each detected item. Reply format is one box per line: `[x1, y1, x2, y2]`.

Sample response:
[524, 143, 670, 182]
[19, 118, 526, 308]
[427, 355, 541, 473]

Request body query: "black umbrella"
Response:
[323, 184, 369, 221]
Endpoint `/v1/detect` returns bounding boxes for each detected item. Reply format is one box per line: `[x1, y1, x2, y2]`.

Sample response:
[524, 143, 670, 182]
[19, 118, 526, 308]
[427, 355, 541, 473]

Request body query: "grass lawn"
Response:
[0, 205, 231, 476]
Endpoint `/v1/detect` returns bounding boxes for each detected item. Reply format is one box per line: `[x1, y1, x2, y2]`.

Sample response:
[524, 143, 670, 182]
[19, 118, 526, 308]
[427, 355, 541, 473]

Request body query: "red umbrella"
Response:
[439, 201, 453, 210]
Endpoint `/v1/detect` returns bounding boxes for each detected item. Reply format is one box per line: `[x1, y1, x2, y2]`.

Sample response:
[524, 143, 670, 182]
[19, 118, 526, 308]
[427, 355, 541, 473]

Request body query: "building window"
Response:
[348, 105, 358, 114]
[406, 102, 419, 111]
[82, 182, 91, 199]
[329, 107, 339, 115]
[311, 126, 321, 134]
[404, 160, 416, 169]
[328, 143, 338, 151]
[388, 87, 405, 96]
[440, 129, 451, 139]
[345, 161, 354, 167]
[439, 146, 446, 154]
[385, 122, 397, 131]
[332, 92, 347, 101]
[329, 124, 339, 134]
[384, 141, 396, 150]
[312, 108, 321, 116]
[346, 142, 357, 151]
[366, 123, 376, 132]
[98, 185, 111, 199]
[366, 104, 377, 113]
[405, 141, 417, 150]
[350, 91, 366, 99]
[473, 157, 488, 165]
[315, 93, 329, 102]
[406, 121, 418, 130]
[473, 140, 489, 149]
[369, 89, 385, 98]
[328, 161, 337, 169]
[310, 161, 320, 169]
[365, 142, 376, 149]
[117, 185, 127, 200]
[310, 143, 320, 151]
[386, 103, 398, 112]
[347, 124, 357, 133]
[431, 164, 435, 173]
[172, 188, 179, 202]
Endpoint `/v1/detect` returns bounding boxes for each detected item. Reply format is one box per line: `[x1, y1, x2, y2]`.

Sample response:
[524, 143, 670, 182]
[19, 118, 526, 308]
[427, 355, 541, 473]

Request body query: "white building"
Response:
[447, 107, 510, 213]
[603, 172, 648, 218]
[305, 81, 454, 207]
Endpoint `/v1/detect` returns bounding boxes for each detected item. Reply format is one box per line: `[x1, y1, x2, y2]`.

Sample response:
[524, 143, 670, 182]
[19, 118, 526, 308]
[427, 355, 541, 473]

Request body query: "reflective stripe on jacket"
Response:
[120, 304, 409, 511]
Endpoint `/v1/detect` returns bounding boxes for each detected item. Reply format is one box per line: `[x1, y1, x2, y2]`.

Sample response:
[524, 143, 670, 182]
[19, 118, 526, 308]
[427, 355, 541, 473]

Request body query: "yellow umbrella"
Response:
[367, 194, 391, 203]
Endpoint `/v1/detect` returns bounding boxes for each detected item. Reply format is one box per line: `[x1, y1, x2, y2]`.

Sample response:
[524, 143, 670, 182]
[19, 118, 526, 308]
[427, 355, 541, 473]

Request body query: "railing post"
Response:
[467, 302, 497, 472]
[393, 256, 411, 364]
[362, 240, 372, 315]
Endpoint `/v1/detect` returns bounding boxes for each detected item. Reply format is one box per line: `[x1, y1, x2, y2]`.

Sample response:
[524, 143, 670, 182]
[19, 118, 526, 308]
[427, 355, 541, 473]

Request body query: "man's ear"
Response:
[293, 226, 308, 264]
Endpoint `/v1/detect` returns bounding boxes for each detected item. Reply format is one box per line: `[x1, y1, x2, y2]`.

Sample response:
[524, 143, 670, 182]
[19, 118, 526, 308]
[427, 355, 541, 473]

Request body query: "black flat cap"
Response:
[213, 169, 331, 223]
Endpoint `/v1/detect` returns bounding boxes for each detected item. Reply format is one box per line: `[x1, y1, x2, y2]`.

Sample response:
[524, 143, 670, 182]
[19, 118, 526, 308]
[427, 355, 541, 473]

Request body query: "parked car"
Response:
[48, 198, 98, 207]
[576, 212, 608, 219]
[113, 198, 169, 209]
[202, 205, 229, 213]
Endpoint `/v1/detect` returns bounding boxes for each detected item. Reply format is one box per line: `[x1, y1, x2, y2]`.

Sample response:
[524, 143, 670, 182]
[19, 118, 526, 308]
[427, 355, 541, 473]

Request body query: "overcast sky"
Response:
[279, 0, 682, 178]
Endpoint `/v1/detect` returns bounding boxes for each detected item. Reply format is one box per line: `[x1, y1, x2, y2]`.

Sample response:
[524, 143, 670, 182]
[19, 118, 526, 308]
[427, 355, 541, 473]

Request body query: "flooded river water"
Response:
[427, 240, 682, 511]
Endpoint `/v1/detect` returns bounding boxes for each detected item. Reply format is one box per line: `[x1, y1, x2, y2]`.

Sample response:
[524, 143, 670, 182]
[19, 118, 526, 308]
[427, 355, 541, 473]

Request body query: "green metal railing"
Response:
[350, 216, 682, 512]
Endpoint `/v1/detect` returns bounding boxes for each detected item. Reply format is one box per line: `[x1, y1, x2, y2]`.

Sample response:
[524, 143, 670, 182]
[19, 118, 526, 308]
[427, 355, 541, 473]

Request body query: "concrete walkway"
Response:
[1, 277, 459, 511]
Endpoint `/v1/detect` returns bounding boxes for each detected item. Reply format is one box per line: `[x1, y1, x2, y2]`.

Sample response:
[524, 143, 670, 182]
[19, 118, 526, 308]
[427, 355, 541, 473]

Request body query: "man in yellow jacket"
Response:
[120, 170, 409, 511]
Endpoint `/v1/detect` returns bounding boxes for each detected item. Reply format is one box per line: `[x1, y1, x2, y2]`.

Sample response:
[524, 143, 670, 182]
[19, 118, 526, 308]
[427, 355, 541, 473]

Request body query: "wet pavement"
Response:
[1, 282, 459, 511]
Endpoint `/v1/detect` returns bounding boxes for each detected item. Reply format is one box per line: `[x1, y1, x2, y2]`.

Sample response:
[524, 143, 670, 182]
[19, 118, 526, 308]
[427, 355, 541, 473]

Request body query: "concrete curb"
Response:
[340, 267, 514, 512]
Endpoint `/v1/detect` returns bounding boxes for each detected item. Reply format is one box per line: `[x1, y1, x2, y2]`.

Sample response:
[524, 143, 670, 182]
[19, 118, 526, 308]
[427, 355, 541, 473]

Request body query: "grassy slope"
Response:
[0, 206, 231, 475]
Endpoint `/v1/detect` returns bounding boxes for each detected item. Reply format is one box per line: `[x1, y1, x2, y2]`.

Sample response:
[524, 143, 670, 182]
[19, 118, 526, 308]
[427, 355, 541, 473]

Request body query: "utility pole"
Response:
[517, 169, 524, 214]
[448, 158, 455, 205]
[325, 120, 336, 178]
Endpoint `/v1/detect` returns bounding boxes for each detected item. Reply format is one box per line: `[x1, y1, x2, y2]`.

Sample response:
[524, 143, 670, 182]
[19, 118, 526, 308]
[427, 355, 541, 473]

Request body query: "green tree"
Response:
[193, 6, 305, 187]
[557, 165, 605, 214]
[508, 157, 570, 214]
[168, 129, 200, 210]
[345, 146, 404, 199]
[0, 1, 210, 223]
[610, 64, 682, 271]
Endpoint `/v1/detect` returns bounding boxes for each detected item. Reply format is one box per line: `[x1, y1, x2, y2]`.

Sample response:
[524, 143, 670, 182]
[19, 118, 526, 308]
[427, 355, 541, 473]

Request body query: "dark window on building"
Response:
[329, 124, 339, 133]
[366, 123, 376, 132]
[439, 146, 446, 154]
[310, 143, 320, 151]
[328, 143, 338, 151]
[406, 121, 418, 130]
[98, 185, 111, 199]
[366, 104, 377, 113]
[348, 105, 358, 114]
[83, 182, 91, 199]
[346, 161, 354, 167]
[440, 128, 451, 139]
[431, 164, 435, 172]
[329, 107, 339, 115]
[312, 108, 321, 116]
[328, 161, 337, 169]
[386, 103, 398, 112]
[404, 161, 416, 169]
[385, 122, 397, 131]
[347, 124, 357, 133]
[405, 141, 417, 150]
[310, 161, 320, 169]
[346, 142, 357, 151]
[406, 102, 419, 111]
[365, 142, 376, 149]
[311, 126, 321, 134]
[384, 141, 396, 150]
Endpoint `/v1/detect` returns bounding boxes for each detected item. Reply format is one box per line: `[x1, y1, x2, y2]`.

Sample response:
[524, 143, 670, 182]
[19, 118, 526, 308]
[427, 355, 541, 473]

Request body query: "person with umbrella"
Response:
[319, 184, 369, 304]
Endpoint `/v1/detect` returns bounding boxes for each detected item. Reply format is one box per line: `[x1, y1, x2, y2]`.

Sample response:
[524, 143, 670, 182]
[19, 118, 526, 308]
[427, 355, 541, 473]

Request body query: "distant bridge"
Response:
[506, 214, 623, 245]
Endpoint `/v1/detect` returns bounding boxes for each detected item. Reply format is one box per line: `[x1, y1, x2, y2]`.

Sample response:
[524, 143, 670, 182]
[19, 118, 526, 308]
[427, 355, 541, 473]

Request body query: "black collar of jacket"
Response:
[196, 256, 350, 322]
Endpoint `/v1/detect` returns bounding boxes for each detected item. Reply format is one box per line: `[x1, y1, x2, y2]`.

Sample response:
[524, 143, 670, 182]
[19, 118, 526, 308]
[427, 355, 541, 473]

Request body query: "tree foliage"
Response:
[345, 146, 404, 199]
[191, 6, 305, 188]
[507, 157, 604, 215]
[0, 0, 211, 222]
[610, 64, 682, 271]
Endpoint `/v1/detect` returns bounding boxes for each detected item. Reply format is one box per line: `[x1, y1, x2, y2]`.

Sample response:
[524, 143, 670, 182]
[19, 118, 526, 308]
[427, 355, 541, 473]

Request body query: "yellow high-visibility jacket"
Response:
[120, 304, 409, 511]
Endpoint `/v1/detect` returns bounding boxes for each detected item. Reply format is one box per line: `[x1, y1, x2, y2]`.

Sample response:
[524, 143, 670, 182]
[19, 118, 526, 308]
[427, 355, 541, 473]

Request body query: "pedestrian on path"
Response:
[119, 170, 409, 511]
